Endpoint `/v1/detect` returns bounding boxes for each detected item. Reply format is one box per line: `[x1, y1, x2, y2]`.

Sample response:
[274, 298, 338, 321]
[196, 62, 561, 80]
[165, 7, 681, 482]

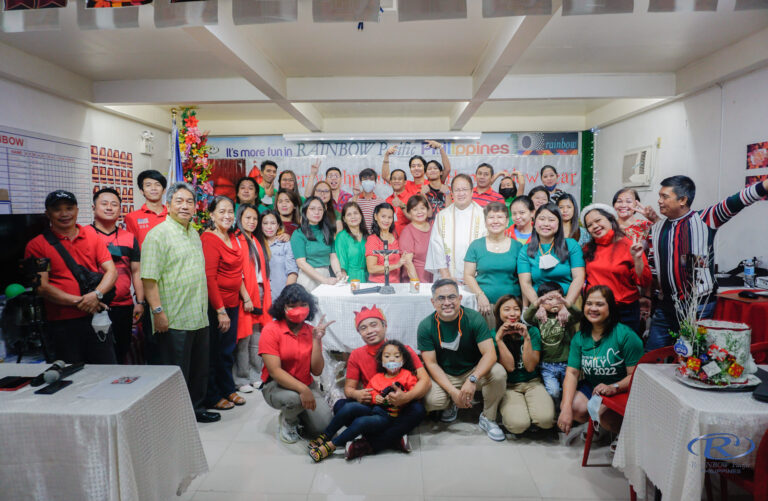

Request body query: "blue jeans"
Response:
[618, 301, 644, 337]
[540, 362, 567, 399]
[646, 301, 715, 352]
[332, 398, 425, 452]
[325, 402, 392, 447]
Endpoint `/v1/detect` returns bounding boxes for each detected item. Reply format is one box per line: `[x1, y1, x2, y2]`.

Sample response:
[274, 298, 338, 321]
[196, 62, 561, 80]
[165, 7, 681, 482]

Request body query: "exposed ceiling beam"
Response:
[676, 25, 768, 96]
[93, 78, 270, 105]
[182, 4, 324, 132]
[288, 77, 473, 102]
[450, 0, 563, 130]
[491, 73, 676, 99]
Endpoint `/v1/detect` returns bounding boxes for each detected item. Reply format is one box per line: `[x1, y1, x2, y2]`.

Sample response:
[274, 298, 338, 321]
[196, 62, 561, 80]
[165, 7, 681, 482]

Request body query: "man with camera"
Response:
[24, 190, 118, 364]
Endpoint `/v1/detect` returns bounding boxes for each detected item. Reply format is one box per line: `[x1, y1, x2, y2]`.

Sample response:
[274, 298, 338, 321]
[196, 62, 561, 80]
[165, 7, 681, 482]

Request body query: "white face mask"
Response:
[539, 253, 559, 270]
[361, 180, 376, 193]
[383, 361, 402, 372]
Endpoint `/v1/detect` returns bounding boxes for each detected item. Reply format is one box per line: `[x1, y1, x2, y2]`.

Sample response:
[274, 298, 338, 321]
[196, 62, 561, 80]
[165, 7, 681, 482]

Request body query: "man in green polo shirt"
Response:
[142, 182, 219, 424]
[417, 279, 507, 441]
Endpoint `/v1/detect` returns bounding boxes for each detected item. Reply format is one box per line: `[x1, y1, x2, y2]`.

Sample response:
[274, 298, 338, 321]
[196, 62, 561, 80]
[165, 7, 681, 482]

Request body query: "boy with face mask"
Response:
[351, 168, 385, 232]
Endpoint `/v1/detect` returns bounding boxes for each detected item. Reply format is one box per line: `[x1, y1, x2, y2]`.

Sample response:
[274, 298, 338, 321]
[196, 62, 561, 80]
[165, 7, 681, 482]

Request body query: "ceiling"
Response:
[1, 0, 767, 134]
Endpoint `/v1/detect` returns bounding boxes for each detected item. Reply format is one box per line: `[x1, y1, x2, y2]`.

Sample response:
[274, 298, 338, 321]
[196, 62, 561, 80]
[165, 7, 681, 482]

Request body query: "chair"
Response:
[750, 342, 768, 365]
[581, 346, 677, 499]
[707, 427, 768, 501]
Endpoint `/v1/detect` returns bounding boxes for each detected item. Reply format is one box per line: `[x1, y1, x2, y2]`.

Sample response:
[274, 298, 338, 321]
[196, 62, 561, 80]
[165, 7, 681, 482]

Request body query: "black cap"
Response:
[45, 190, 78, 209]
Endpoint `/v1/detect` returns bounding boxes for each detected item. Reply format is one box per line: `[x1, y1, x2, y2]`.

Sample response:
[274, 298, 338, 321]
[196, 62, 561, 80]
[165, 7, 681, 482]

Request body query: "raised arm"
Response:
[304, 160, 320, 198]
[426, 140, 452, 182]
[381, 146, 397, 183]
[698, 179, 768, 229]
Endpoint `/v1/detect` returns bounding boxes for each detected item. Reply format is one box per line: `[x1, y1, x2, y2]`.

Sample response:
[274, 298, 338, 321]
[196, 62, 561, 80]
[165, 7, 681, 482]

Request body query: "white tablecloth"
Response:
[313, 283, 477, 352]
[613, 364, 768, 501]
[0, 364, 208, 501]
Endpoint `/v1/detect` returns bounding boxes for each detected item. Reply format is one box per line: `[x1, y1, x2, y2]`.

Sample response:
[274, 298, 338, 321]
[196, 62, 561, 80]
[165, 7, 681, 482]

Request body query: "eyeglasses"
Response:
[435, 294, 459, 303]
[315, 189, 330, 194]
[453, 188, 471, 194]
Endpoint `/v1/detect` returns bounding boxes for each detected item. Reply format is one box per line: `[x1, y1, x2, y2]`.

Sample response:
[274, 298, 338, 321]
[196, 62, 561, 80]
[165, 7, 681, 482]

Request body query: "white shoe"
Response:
[562, 422, 587, 446]
[440, 404, 458, 423]
[238, 384, 254, 393]
[478, 414, 506, 442]
[278, 413, 300, 444]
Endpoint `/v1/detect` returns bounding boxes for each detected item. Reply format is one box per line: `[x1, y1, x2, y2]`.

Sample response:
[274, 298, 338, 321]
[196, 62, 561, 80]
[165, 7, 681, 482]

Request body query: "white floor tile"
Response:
[193, 492, 307, 501]
[311, 448, 423, 496]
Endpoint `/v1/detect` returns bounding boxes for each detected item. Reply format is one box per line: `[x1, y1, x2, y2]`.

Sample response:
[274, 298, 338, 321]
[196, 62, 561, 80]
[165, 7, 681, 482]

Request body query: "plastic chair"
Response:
[581, 346, 677, 499]
[707, 427, 768, 501]
[750, 342, 768, 365]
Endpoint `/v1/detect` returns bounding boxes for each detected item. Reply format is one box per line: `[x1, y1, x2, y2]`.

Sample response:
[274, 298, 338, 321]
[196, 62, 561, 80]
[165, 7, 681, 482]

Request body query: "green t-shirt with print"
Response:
[567, 323, 644, 386]
[290, 224, 333, 268]
[417, 307, 492, 376]
[496, 326, 542, 384]
[523, 304, 581, 363]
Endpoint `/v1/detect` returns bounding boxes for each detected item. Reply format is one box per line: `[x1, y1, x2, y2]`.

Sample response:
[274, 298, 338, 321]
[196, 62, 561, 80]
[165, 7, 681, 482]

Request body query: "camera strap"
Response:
[42, 228, 94, 295]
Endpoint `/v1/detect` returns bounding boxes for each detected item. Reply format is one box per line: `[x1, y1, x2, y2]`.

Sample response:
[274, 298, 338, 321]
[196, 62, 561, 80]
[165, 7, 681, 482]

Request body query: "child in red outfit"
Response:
[308, 340, 417, 461]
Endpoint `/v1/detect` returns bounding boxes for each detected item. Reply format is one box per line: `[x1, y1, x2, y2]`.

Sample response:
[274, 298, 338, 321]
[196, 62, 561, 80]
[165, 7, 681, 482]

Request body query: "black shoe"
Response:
[196, 411, 221, 423]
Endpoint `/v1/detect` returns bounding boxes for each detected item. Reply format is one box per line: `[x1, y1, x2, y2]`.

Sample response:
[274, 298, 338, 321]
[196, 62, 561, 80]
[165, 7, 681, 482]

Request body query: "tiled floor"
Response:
[180, 394, 648, 501]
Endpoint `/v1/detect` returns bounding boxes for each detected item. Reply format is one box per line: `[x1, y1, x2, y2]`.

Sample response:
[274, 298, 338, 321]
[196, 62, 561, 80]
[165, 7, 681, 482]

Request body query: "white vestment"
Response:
[425, 202, 487, 281]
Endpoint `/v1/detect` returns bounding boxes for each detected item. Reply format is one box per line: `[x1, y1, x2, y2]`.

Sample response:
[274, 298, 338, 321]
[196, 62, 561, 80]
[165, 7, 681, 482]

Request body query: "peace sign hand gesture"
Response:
[312, 315, 336, 339]
[629, 235, 645, 261]
[633, 201, 660, 223]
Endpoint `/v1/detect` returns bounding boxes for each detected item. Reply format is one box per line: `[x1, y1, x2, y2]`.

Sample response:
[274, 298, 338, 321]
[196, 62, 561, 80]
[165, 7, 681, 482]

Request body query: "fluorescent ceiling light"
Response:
[283, 132, 482, 142]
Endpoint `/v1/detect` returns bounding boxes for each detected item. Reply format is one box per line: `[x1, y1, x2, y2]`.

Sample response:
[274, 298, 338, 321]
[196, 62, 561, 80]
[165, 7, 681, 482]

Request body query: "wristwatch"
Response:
[468, 374, 478, 384]
[94, 290, 104, 301]
[151, 305, 163, 315]
[612, 383, 620, 391]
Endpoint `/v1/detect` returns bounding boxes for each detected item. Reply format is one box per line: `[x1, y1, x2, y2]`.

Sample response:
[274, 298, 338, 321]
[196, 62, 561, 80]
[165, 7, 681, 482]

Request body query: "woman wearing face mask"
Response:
[291, 197, 345, 290]
[351, 168, 385, 232]
[518, 203, 585, 310]
[464, 202, 523, 328]
[201, 196, 246, 410]
[259, 284, 335, 443]
[233, 204, 272, 393]
[612, 188, 659, 244]
[581, 204, 650, 336]
[420, 160, 452, 219]
[557, 193, 590, 246]
[256, 210, 298, 298]
[365, 203, 417, 283]
[558, 286, 643, 447]
[312, 180, 341, 234]
[334, 202, 369, 282]
[276, 188, 302, 236]
[499, 171, 526, 220]
[539, 165, 565, 202]
[505, 195, 535, 244]
[399, 195, 434, 283]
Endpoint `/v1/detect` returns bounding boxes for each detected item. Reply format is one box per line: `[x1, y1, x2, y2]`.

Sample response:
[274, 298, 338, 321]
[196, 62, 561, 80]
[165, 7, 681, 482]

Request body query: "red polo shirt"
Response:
[258, 319, 315, 385]
[386, 189, 415, 236]
[24, 225, 112, 321]
[124, 204, 167, 247]
[472, 187, 504, 207]
[346, 340, 423, 386]
[92, 225, 140, 307]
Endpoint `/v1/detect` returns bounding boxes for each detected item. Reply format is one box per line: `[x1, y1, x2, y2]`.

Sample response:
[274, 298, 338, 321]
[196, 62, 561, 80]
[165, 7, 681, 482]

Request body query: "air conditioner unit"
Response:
[621, 146, 653, 188]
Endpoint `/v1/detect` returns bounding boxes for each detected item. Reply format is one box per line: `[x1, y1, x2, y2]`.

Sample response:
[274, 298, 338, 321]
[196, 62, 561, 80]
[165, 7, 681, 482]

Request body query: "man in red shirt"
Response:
[472, 163, 505, 207]
[92, 187, 144, 363]
[338, 305, 431, 458]
[125, 169, 167, 246]
[385, 169, 417, 235]
[381, 141, 452, 192]
[24, 190, 118, 364]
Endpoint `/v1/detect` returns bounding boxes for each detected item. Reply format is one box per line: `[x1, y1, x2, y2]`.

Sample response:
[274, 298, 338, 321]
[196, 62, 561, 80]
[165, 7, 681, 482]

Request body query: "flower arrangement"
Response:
[671, 253, 755, 385]
[178, 107, 214, 229]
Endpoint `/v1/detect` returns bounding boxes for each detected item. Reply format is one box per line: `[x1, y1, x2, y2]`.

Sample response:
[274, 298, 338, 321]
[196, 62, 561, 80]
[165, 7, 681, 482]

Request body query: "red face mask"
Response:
[285, 306, 309, 324]
[594, 229, 615, 246]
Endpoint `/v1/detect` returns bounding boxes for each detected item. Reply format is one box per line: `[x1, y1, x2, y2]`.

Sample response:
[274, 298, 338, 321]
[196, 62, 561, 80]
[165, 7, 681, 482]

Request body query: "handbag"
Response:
[43, 228, 116, 305]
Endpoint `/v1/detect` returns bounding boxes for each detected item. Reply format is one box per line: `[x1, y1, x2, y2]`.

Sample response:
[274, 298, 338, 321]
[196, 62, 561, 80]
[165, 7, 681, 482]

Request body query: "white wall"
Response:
[0, 77, 170, 209]
[594, 66, 768, 272]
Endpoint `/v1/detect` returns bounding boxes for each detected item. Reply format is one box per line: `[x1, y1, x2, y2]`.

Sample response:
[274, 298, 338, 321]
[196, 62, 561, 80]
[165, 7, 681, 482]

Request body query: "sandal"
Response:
[610, 439, 618, 455]
[308, 442, 335, 463]
[213, 398, 234, 410]
[308, 433, 330, 449]
[227, 392, 246, 405]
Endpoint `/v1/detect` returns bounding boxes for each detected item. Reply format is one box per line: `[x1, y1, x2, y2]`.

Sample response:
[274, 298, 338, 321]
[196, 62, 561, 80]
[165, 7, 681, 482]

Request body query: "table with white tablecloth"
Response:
[0, 364, 208, 501]
[613, 364, 768, 501]
[313, 282, 477, 352]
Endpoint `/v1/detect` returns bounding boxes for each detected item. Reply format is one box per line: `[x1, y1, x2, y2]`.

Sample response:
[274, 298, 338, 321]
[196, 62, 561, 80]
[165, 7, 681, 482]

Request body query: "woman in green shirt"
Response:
[558, 285, 643, 440]
[334, 202, 368, 282]
[290, 196, 346, 291]
[464, 202, 523, 328]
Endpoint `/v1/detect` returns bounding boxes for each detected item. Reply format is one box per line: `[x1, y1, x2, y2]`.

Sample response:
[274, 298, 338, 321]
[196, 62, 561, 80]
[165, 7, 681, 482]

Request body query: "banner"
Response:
[206, 132, 582, 202]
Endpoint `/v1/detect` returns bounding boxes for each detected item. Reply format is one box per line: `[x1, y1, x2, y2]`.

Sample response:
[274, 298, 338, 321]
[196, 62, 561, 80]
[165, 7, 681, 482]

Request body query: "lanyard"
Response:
[436, 308, 463, 351]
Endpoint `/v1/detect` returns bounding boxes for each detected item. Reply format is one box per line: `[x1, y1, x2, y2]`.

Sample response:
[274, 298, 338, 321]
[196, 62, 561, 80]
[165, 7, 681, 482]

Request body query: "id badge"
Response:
[539, 253, 559, 270]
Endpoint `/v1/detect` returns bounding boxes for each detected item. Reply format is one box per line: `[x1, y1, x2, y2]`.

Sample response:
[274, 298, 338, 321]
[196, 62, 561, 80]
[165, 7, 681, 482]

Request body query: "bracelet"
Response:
[244, 298, 252, 303]
[217, 310, 227, 316]
[383, 160, 389, 163]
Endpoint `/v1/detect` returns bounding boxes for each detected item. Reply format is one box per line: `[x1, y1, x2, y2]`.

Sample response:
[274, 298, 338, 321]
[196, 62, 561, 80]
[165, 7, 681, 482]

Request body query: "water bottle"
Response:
[744, 257, 756, 288]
